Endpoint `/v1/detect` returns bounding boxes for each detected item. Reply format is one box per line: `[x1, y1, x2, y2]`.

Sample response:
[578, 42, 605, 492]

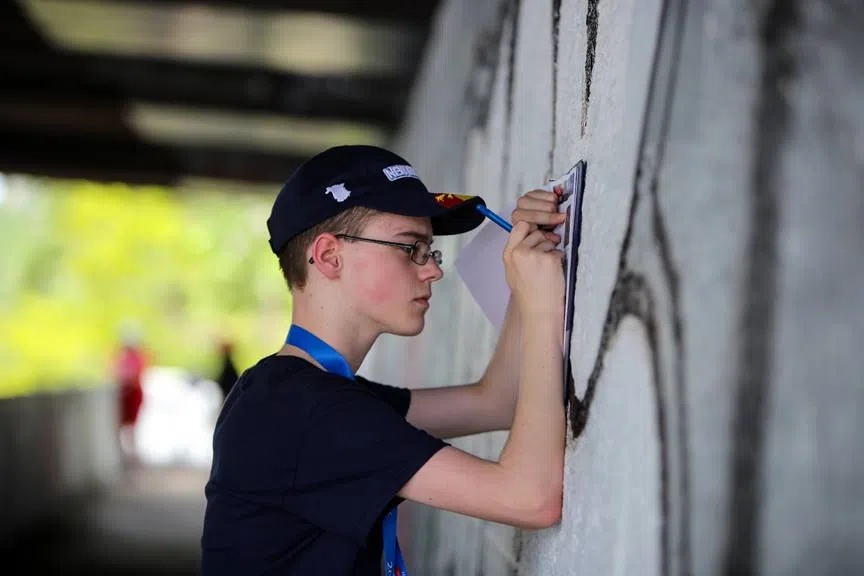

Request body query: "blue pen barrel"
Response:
[475, 204, 513, 232]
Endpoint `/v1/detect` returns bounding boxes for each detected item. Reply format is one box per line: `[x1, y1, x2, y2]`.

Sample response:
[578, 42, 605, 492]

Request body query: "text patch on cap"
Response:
[383, 164, 418, 182]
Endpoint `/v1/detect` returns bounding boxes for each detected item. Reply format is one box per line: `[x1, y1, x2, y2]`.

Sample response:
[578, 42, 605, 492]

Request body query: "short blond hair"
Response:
[277, 206, 379, 291]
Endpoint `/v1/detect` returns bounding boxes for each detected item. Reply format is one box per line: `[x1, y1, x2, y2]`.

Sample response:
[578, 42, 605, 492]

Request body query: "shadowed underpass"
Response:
[8, 466, 208, 576]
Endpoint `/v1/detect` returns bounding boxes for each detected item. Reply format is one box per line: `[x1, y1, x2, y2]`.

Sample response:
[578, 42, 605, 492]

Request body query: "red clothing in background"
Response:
[115, 346, 147, 426]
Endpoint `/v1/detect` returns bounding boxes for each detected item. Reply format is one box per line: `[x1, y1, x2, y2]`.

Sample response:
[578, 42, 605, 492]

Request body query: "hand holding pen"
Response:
[475, 189, 565, 237]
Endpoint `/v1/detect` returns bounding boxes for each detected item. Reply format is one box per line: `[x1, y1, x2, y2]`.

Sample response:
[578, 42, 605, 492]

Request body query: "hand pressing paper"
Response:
[455, 161, 586, 403]
[456, 162, 585, 331]
[552, 162, 587, 404]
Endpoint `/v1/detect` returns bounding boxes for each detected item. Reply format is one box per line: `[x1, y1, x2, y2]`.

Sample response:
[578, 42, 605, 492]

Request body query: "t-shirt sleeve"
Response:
[355, 376, 411, 417]
[289, 378, 445, 544]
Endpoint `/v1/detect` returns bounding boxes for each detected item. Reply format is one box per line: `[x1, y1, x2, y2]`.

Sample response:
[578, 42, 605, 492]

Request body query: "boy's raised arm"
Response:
[405, 190, 565, 440]
[399, 220, 566, 528]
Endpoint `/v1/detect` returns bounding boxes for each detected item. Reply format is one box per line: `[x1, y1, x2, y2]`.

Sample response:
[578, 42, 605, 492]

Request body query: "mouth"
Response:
[413, 296, 431, 308]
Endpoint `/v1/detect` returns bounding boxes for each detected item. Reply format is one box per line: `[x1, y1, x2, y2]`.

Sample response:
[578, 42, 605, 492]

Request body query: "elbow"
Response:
[497, 457, 564, 528]
[535, 487, 564, 528]
[519, 481, 563, 529]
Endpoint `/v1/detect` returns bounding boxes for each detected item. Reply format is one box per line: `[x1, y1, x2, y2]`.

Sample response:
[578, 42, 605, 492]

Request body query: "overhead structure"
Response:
[1, 0, 440, 185]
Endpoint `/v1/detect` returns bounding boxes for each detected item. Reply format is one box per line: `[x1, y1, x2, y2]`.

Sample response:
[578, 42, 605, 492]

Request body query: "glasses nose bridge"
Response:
[424, 252, 444, 281]
[419, 248, 442, 268]
[428, 249, 443, 267]
[410, 241, 430, 266]
[415, 247, 443, 278]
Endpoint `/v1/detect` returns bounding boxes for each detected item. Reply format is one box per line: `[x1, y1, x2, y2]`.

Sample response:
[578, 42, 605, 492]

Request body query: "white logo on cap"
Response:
[325, 183, 351, 202]
[383, 164, 418, 182]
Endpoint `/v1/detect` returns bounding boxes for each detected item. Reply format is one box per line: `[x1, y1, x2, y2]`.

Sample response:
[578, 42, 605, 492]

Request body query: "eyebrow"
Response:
[394, 231, 433, 243]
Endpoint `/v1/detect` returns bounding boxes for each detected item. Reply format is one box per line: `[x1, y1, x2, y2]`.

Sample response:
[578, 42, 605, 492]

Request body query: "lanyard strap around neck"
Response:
[286, 325, 354, 380]
[382, 507, 407, 576]
[285, 325, 408, 576]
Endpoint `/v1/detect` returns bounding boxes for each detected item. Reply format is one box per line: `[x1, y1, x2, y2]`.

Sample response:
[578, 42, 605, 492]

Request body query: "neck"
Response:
[284, 295, 379, 374]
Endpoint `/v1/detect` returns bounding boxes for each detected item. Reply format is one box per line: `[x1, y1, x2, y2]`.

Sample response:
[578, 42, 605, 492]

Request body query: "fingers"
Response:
[520, 229, 553, 249]
[506, 223, 562, 259]
[543, 231, 561, 244]
[518, 230, 562, 254]
[508, 220, 535, 240]
[512, 190, 566, 228]
[511, 208, 566, 227]
[509, 222, 558, 243]
[521, 189, 559, 202]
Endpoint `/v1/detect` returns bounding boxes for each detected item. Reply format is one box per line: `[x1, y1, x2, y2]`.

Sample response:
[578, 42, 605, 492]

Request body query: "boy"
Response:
[202, 145, 567, 575]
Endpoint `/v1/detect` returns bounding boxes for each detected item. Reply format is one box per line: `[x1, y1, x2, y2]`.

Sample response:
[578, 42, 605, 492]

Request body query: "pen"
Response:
[474, 204, 513, 233]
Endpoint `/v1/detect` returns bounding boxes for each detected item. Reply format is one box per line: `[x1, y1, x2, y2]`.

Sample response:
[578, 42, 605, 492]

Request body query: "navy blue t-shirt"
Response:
[201, 354, 446, 575]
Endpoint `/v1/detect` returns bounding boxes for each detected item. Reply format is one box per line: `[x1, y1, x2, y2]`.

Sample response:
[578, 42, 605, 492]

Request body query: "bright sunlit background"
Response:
[0, 174, 291, 465]
[0, 0, 437, 569]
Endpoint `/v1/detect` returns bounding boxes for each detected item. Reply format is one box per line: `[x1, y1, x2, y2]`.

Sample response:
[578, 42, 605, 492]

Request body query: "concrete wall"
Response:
[362, 0, 864, 574]
[0, 386, 121, 544]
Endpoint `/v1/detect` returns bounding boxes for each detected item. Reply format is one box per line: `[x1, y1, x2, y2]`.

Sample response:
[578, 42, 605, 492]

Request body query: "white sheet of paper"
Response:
[454, 201, 515, 331]
[456, 164, 583, 328]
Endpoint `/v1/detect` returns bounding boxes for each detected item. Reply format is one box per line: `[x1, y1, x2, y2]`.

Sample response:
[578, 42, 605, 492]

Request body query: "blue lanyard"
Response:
[286, 325, 408, 576]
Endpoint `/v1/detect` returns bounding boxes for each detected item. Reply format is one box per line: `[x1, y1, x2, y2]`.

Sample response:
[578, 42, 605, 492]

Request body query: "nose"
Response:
[419, 258, 444, 282]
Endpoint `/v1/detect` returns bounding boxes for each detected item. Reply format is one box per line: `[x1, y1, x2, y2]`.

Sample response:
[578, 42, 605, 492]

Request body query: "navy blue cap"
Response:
[267, 145, 486, 254]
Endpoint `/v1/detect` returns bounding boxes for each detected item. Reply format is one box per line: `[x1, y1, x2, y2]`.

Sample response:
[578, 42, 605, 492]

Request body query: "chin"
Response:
[405, 320, 425, 336]
[386, 315, 425, 337]
[392, 322, 425, 337]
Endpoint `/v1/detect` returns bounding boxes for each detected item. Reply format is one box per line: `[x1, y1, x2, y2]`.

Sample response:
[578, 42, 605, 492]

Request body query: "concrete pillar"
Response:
[364, 0, 864, 573]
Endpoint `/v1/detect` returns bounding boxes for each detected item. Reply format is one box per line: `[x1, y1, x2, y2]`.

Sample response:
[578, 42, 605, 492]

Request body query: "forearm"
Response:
[477, 295, 522, 426]
[498, 315, 565, 503]
[401, 316, 565, 528]
[405, 298, 525, 439]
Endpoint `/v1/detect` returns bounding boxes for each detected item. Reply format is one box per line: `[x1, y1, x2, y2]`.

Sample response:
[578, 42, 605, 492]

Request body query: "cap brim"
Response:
[356, 182, 486, 236]
[431, 194, 486, 235]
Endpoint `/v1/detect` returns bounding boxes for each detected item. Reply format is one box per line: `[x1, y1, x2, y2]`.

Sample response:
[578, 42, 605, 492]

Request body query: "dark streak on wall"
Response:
[500, 0, 521, 190]
[570, 0, 686, 437]
[645, 0, 691, 565]
[550, 0, 563, 176]
[581, 0, 600, 136]
[467, 1, 511, 130]
[650, 176, 692, 574]
[569, 1, 691, 574]
[570, 175, 640, 436]
[573, 271, 672, 576]
[512, 528, 523, 569]
[722, 1, 795, 574]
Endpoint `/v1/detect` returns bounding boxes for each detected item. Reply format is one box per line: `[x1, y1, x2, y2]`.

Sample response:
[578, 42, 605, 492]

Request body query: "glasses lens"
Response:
[412, 241, 430, 265]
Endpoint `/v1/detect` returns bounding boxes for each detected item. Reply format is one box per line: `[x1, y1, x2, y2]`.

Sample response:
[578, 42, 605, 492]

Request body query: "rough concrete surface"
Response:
[365, 0, 864, 574]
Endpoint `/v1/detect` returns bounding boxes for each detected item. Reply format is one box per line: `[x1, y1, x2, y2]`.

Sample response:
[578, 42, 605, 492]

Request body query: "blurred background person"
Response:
[215, 339, 239, 401]
[113, 325, 149, 466]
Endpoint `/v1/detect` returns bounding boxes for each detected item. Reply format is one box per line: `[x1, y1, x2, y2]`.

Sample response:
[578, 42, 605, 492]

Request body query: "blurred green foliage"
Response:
[0, 175, 291, 398]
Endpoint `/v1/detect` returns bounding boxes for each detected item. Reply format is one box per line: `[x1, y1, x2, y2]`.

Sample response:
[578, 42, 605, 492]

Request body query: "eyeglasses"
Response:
[335, 234, 443, 266]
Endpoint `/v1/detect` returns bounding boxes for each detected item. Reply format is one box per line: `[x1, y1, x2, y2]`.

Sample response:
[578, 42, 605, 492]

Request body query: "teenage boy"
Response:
[202, 145, 567, 575]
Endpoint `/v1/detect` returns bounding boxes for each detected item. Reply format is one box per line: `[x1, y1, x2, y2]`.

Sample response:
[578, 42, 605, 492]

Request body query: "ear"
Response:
[309, 233, 342, 280]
